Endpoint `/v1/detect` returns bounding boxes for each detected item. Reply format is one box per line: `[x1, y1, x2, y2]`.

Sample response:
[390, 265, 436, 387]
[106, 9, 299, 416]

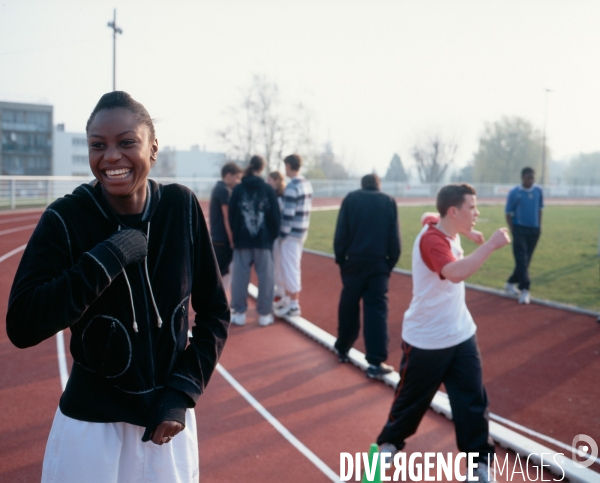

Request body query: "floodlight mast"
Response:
[107, 9, 123, 91]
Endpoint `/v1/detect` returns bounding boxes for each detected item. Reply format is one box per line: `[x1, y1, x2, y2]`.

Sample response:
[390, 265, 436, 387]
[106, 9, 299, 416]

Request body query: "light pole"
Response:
[540, 88, 552, 186]
[107, 9, 123, 91]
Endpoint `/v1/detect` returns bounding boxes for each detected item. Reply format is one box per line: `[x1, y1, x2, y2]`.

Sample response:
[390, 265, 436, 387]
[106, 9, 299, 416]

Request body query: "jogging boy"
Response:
[376, 183, 510, 482]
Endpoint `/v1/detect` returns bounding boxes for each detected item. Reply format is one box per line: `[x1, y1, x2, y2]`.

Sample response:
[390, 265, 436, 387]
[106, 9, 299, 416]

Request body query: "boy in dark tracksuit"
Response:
[333, 174, 401, 379]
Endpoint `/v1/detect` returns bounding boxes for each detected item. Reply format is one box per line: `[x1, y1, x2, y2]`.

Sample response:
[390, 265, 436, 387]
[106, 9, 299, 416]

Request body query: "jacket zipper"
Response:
[138, 264, 156, 388]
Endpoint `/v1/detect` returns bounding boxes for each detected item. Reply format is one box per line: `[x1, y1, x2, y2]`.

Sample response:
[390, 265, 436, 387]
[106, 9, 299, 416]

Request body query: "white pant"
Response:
[279, 235, 305, 294]
[42, 408, 199, 483]
[272, 238, 285, 299]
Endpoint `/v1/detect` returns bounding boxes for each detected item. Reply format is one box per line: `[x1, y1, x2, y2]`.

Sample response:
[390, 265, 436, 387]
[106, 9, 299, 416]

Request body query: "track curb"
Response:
[248, 280, 600, 482]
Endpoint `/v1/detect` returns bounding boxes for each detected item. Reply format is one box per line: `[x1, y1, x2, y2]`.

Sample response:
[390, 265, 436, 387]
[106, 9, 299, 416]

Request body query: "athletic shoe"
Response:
[503, 282, 520, 297]
[258, 314, 274, 327]
[274, 303, 301, 318]
[366, 362, 394, 380]
[230, 312, 246, 326]
[518, 289, 531, 305]
[379, 443, 398, 466]
[272, 296, 287, 311]
[472, 461, 497, 482]
[337, 351, 350, 363]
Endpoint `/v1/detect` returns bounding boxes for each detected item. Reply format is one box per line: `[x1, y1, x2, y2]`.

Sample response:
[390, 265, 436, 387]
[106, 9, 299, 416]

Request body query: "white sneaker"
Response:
[518, 289, 531, 305]
[473, 461, 497, 482]
[258, 314, 274, 327]
[378, 443, 398, 466]
[230, 312, 246, 326]
[504, 282, 520, 297]
[274, 303, 301, 318]
[272, 296, 288, 311]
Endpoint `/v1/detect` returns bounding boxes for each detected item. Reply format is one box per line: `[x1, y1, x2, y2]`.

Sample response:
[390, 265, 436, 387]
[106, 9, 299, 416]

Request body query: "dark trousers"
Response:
[334, 260, 390, 366]
[507, 225, 540, 291]
[377, 335, 494, 458]
[212, 241, 233, 276]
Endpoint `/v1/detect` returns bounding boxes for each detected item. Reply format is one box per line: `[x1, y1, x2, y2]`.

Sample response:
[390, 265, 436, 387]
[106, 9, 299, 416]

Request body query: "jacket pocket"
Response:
[170, 296, 190, 348]
[82, 315, 132, 378]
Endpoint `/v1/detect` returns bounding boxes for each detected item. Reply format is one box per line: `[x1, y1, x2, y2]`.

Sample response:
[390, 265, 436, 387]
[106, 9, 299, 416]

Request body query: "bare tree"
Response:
[412, 134, 457, 183]
[217, 75, 313, 173]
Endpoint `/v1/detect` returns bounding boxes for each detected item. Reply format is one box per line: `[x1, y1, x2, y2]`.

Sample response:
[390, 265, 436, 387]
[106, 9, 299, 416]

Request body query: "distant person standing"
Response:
[333, 174, 401, 379]
[209, 162, 242, 290]
[229, 156, 280, 327]
[274, 154, 313, 318]
[267, 171, 287, 306]
[504, 167, 543, 305]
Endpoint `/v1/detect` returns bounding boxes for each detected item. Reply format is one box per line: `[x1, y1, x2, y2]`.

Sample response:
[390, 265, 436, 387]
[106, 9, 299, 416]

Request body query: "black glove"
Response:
[103, 229, 147, 267]
[141, 388, 191, 442]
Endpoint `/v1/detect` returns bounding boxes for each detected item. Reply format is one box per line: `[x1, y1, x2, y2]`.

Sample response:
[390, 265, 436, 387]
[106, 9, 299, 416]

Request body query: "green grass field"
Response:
[305, 204, 600, 311]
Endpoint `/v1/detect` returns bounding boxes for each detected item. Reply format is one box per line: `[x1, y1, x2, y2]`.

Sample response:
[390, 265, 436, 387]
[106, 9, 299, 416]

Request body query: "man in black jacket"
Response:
[333, 174, 401, 379]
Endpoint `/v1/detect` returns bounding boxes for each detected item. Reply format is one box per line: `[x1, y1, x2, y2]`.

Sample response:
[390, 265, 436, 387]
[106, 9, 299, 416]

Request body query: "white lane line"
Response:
[0, 214, 41, 225]
[0, 244, 27, 263]
[53, 335, 340, 480]
[56, 331, 69, 391]
[247, 283, 599, 482]
[216, 363, 342, 483]
[0, 224, 37, 236]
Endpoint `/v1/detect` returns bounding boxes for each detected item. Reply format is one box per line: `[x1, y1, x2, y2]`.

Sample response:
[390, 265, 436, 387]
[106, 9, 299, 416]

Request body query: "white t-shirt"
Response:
[401, 219, 476, 350]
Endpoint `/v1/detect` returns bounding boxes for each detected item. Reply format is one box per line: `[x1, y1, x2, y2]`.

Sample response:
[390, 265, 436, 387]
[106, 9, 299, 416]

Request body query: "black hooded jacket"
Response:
[7, 180, 229, 428]
[229, 174, 280, 249]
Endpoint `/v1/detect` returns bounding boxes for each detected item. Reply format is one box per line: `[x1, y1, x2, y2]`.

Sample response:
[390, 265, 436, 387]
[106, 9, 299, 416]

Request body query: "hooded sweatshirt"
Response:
[7, 180, 229, 428]
[229, 174, 280, 249]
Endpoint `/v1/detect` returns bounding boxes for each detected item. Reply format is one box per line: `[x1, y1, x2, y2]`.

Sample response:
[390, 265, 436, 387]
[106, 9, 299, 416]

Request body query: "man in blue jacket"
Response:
[333, 174, 401, 379]
[504, 167, 543, 305]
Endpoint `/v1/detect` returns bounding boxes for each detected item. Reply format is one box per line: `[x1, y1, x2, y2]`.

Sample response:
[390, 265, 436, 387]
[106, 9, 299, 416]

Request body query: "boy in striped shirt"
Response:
[274, 154, 313, 317]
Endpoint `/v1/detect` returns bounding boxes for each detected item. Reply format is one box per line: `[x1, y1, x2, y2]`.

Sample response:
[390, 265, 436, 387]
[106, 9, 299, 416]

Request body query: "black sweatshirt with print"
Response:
[6, 180, 230, 430]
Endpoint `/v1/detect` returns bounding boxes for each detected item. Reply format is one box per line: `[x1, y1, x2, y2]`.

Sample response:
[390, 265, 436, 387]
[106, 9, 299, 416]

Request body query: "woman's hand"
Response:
[150, 420, 185, 445]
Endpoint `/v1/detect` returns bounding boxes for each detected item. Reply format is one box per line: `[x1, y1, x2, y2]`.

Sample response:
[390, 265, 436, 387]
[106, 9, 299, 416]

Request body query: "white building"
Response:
[152, 145, 226, 178]
[52, 124, 93, 177]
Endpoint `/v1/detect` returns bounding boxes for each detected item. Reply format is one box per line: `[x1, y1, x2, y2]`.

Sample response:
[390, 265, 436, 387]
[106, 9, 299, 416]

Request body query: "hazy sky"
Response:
[1, 0, 599, 176]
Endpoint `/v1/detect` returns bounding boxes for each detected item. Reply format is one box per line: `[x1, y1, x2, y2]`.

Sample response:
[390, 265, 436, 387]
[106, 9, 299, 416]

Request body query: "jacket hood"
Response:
[69, 179, 162, 226]
[241, 175, 265, 190]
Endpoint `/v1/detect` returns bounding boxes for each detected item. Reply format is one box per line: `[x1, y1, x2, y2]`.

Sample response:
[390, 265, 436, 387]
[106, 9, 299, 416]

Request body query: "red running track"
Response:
[0, 208, 598, 482]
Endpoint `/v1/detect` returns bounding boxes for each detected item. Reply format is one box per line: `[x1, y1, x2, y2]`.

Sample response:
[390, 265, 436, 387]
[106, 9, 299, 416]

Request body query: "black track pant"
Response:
[377, 335, 494, 458]
[334, 260, 390, 366]
[507, 225, 540, 291]
[212, 241, 233, 276]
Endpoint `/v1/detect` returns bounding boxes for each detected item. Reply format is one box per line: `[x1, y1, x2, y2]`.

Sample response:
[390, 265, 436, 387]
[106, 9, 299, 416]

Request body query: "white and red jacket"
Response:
[401, 216, 476, 350]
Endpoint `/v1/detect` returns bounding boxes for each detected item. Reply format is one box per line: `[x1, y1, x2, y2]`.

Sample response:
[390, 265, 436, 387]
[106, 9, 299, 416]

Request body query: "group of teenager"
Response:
[5, 89, 544, 483]
[208, 153, 313, 328]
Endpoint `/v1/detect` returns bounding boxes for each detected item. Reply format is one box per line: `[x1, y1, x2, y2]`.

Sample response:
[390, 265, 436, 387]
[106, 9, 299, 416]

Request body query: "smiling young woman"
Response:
[7, 91, 230, 483]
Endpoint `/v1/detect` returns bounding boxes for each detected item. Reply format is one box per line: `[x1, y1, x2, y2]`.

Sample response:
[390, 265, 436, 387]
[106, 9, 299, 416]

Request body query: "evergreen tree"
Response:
[384, 153, 408, 182]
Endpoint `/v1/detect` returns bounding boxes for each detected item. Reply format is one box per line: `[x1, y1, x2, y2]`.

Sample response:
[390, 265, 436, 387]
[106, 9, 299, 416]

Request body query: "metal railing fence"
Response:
[1, 176, 599, 210]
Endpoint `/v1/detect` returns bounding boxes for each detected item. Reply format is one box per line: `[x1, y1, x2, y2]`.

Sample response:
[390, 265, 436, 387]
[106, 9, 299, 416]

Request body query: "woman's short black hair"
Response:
[86, 91, 155, 140]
